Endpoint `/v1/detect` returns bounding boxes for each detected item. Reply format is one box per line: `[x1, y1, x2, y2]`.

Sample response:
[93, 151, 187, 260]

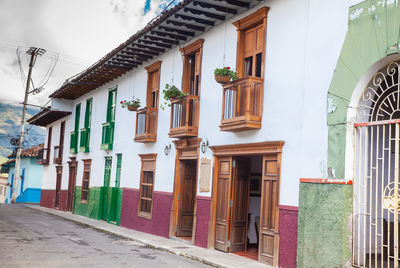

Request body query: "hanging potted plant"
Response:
[161, 84, 187, 110]
[120, 97, 141, 111]
[214, 66, 238, 84]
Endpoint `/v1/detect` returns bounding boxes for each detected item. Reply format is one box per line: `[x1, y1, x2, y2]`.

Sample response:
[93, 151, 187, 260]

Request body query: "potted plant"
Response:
[161, 84, 187, 110]
[214, 66, 238, 84]
[120, 97, 141, 111]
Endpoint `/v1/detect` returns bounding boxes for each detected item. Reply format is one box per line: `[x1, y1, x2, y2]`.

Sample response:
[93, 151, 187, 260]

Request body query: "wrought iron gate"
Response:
[353, 61, 400, 267]
[354, 122, 400, 267]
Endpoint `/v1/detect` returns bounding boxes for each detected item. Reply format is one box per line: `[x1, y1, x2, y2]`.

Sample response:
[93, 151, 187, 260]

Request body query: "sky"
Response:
[0, 0, 176, 107]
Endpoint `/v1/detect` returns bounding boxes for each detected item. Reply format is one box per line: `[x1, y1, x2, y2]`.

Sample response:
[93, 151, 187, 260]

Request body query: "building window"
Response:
[70, 103, 81, 154]
[219, 7, 269, 132]
[81, 159, 92, 203]
[101, 87, 117, 150]
[138, 154, 157, 219]
[134, 62, 161, 143]
[80, 98, 92, 152]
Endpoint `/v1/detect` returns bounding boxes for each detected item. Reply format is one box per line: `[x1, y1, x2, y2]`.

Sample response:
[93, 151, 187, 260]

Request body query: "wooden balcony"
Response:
[37, 148, 49, 165]
[169, 95, 199, 138]
[220, 76, 264, 132]
[53, 145, 63, 165]
[134, 107, 158, 143]
[101, 121, 114, 150]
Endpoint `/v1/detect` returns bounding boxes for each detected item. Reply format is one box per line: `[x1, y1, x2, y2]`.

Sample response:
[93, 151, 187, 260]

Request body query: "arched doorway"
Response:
[353, 61, 400, 267]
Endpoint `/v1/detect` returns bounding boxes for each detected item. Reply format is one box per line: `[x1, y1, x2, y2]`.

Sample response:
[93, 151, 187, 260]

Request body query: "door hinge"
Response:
[229, 200, 233, 207]
[232, 160, 235, 167]
[177, 194, 180, 201]
[226, 240, 231, 247]
[175, 226, 178, 232]
[179, 163, 182, 168]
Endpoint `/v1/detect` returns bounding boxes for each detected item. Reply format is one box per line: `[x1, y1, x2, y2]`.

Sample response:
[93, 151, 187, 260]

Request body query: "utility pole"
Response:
[11, 47, 46, 203]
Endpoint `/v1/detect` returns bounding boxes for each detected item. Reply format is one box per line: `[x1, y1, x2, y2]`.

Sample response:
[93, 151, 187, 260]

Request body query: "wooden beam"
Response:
[138, 38, 172, 48]
[132, 43, 165, 52]
[124, 47, 159, 56]
[192, 1, 237, 14]
[215, 0, 249, 8]
[166, 19, 205, 31]
[184, 7, 225, 21]
[174, 13, 214, 26]
[158, 25, 195, 37]
[144, 34, 177, 45]
[111, 57, 142, 65]
[150, 30, 187, 41]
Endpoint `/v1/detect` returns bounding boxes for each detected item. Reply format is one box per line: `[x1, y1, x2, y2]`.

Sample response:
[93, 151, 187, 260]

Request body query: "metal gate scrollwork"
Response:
[354, 61, 400, 267]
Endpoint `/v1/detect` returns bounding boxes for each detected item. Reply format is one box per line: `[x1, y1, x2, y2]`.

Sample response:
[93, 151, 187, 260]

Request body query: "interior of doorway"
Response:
[175, 159, 197, 242]
[232, 155, 262, 260]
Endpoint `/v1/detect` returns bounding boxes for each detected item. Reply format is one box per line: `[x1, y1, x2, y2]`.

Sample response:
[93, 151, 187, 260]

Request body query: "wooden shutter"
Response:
[229, 157, 250, 252]
[214, 156, 233, 252]
[258, 155, 280, 265]
[75, 104, 81, 131]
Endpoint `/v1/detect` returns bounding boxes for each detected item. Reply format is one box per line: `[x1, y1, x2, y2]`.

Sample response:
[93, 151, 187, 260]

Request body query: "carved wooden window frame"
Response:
[138, 153, 157, 219]
[80, 159, 92, 204]
[180, 39, 204, 95]
[233, 7, 269, 79]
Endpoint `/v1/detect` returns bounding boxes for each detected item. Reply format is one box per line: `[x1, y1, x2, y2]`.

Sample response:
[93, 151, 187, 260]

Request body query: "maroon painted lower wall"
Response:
[194, 196, 211, 248]
[40, 189, 68, 211]
[279, 205, 299, 268]
[120, 188, 172, 238]
[40, 189, 55, 208]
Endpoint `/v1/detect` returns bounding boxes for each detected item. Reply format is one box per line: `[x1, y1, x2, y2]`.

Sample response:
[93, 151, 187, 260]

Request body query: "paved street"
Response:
[0, 204, 211, 268]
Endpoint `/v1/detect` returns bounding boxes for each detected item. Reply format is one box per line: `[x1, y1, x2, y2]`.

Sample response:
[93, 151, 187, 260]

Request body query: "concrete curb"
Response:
[27, 205, 270, 268]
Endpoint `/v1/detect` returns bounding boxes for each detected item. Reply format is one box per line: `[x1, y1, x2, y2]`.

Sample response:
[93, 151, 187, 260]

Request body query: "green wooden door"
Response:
[101, 156, 112, 220]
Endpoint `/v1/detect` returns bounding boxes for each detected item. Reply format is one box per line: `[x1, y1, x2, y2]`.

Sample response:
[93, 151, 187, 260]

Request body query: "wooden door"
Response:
[67, 160, 77, 212]
[101, 157, 112, 220]
[214, 157, 233, 252]
[148, 70, 160, 108]
[258, 155, 280, 265]
[55, 166, 62, 208]
[229, 157, 250, 252]
[176, 160, 197, 237]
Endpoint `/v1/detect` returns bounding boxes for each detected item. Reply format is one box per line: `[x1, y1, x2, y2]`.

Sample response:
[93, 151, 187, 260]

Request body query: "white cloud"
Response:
[0, 0, 171, 106]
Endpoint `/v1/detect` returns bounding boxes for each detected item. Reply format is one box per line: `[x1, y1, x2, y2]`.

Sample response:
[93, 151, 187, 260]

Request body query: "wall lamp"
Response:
[164, 143, 172, 155]
[201, 139, 209, 154]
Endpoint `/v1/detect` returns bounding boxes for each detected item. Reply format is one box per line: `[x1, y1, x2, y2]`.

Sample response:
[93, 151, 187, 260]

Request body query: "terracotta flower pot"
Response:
[127, 104, 139, 111]
[215, 74, 231, 84]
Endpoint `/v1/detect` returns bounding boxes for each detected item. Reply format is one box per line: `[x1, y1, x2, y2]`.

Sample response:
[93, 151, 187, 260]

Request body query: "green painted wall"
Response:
[73, 186, 122, 225]
[74, 186, 102, 220]
[327, 0, 400, 179]
[297, 183, 353, 268]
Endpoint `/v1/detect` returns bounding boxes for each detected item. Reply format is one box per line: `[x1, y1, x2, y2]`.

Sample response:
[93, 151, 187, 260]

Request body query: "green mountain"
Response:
[0, 102, 45, 158]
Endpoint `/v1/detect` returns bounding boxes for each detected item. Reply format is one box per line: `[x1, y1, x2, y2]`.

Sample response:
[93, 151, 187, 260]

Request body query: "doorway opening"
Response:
[67, 157, 77, 212]
[170, 138, 201, 244]
[101, 156, 112, 221]
[55, 166, 62, 209]
[175, 159, 197, 241]
[210, 141, 283, 266]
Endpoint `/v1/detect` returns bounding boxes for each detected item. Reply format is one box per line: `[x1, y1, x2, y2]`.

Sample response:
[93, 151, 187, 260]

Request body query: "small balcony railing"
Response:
[70, 130, 78, 154]
[53, 145, 63, 165]
[220, 76, 264, 131]
[134, 107, 158, 143]
[169, 95, 199, 138]
[101, 121, 114, 150]
[79, 127, 90, 152]
[37, 148, 49, 165]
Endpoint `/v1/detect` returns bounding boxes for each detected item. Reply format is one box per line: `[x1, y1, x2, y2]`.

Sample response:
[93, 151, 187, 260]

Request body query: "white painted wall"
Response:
[40, 0, 355, 207]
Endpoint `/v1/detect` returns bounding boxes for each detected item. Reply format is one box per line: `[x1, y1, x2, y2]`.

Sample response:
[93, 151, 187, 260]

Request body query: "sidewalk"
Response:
[28, 205, 271, 268]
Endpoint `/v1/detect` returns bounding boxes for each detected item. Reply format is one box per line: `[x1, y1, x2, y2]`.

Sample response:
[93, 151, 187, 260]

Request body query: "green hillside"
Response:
[0, 102, 45, 158]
